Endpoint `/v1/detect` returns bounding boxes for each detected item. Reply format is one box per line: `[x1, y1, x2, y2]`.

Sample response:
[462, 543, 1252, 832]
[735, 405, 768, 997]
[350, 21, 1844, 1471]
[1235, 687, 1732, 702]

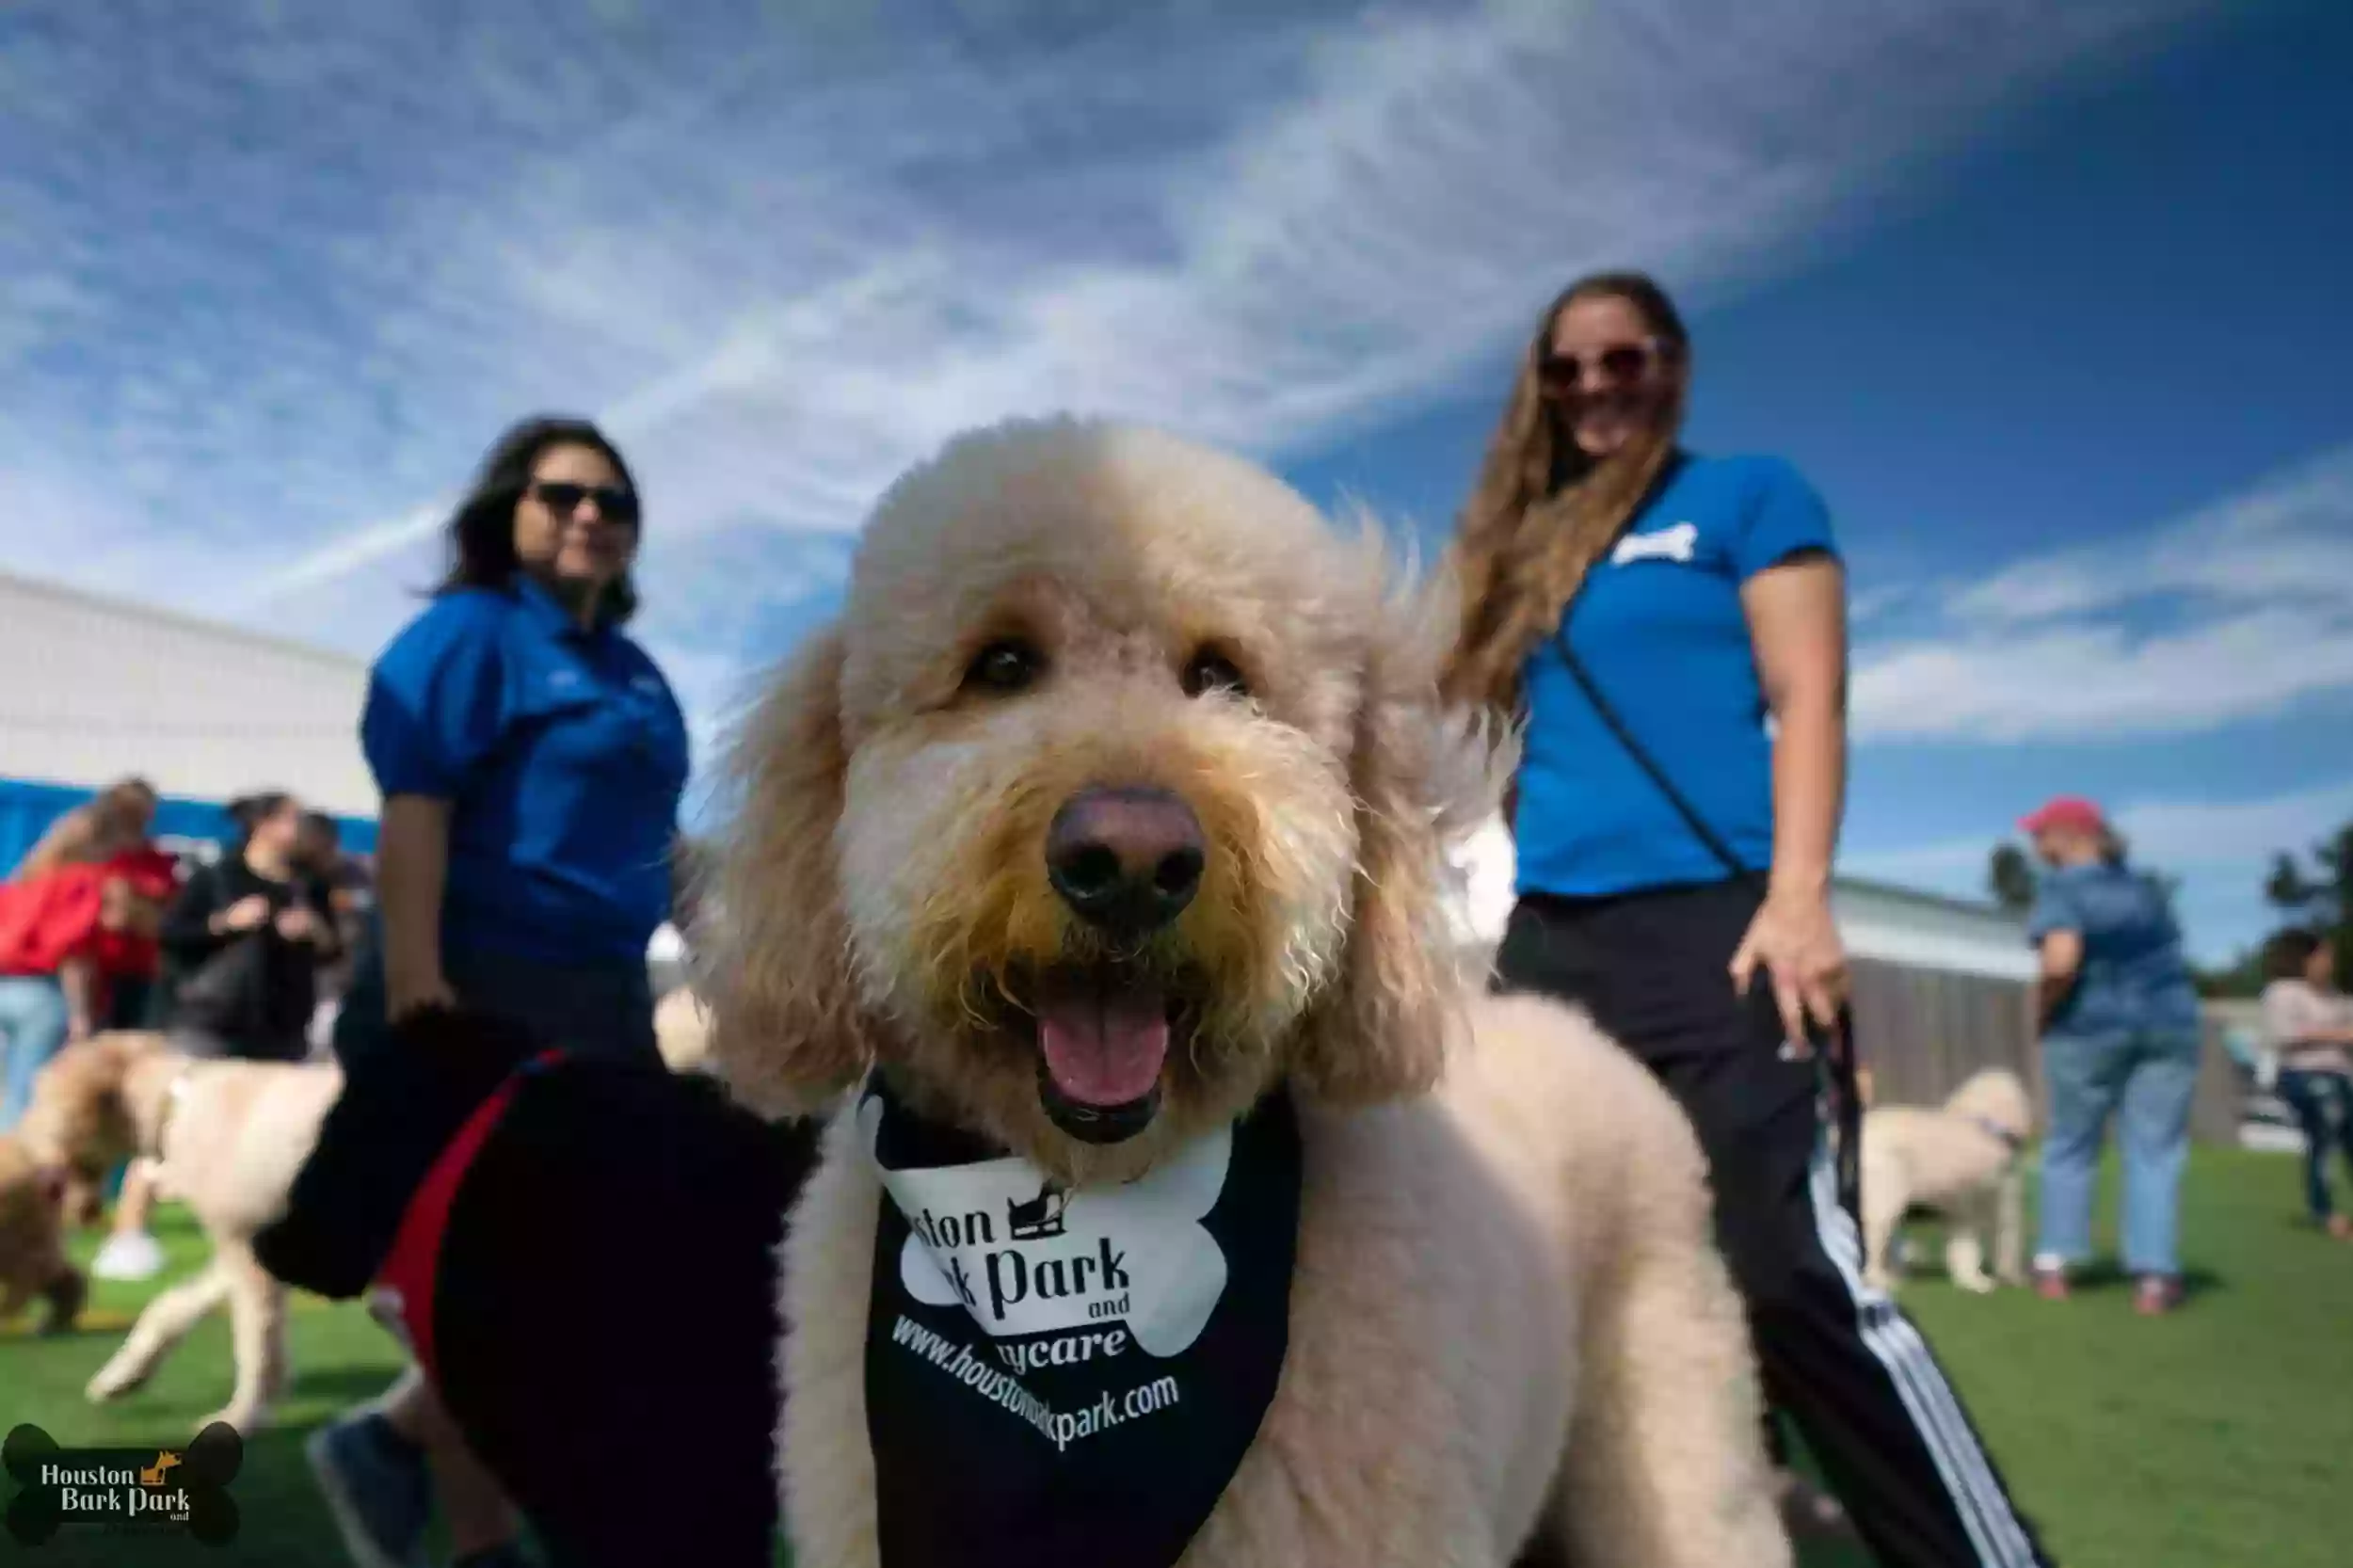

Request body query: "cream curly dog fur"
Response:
[1859, 1068, 2036, 1296]
[704, 418, 1788, 1568]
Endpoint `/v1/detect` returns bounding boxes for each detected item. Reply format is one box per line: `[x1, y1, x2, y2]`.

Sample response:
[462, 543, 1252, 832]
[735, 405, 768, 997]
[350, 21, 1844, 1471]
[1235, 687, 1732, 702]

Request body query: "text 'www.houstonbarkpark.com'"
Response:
[889, 1316, 1180, 1451]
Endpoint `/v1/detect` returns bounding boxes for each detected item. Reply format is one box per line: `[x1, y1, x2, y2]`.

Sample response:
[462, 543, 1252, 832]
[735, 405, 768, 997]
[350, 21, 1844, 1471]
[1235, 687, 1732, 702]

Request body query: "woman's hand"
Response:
[1731, 886, 1849, 1050]
[274, 906, 325, 945]
[387, 968, 459, 1023]
[215, 894, 272, 935]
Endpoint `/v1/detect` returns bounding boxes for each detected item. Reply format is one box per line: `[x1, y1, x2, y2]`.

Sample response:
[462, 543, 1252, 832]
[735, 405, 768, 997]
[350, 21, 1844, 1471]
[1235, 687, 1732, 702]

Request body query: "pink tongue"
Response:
[1038, 987, 1169, 1108]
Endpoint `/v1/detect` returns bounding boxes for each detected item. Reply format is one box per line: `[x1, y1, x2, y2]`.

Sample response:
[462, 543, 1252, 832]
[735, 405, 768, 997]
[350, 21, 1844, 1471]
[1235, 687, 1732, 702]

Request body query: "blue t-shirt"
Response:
[2025, 862, 2201, 1039]
[360, 580, 691, 966]
[1513, 453, 1837, 898]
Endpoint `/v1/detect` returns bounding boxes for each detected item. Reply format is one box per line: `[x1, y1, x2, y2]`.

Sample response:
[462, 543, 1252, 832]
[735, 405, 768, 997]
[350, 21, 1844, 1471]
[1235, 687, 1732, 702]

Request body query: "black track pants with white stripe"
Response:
[1494, 883, 2055, 1568]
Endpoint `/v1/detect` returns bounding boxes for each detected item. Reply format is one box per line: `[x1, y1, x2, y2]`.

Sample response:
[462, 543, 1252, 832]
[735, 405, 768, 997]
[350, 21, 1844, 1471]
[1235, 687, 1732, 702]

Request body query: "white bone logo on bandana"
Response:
[863, 1095, 1230, 1357]
[859, 1074, 1300, 1568]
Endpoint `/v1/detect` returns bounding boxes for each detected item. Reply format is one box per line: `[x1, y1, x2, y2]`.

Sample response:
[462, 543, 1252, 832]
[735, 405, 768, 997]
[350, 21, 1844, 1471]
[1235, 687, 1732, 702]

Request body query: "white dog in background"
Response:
[1858, 1068, 2035, 1295]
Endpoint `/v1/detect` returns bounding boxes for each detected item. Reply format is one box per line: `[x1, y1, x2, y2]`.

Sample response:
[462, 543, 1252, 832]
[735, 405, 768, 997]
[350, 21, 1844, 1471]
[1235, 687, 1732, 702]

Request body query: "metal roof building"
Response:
[0, 568, 379, 868]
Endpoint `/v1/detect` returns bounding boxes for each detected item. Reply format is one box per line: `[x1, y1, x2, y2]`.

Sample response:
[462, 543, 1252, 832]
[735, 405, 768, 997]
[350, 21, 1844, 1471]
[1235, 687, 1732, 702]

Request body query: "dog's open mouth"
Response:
[999, 961, 1191, 1145]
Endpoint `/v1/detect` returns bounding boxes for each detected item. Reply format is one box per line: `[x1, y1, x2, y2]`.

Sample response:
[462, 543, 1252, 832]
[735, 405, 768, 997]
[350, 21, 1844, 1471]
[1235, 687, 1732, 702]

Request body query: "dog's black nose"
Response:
[1045, 786, 1206, 936]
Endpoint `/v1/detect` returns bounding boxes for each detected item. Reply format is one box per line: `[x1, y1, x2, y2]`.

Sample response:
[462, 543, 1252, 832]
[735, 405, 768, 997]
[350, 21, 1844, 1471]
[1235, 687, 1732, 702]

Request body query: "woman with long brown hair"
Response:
[1447, 273, 2050, 1568]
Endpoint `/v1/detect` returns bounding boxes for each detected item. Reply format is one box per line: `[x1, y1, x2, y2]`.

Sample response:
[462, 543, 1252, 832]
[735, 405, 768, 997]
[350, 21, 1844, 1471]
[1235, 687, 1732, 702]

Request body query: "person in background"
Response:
[2021, 796, 2204, 1313]
[95, 824, 184, 1032]
[158, 792, 343, 1062]
[1, 778, 162, 1129]
[2257, 926, 2353, 1240]
[88, 792, 342, 1281]
[11, 776, 160, 882]
[305, 416, 691, 1568]
[0, 878, 105, 1130]
[1445, 270, 2050, 1568]
[299, 810, 372, 1045]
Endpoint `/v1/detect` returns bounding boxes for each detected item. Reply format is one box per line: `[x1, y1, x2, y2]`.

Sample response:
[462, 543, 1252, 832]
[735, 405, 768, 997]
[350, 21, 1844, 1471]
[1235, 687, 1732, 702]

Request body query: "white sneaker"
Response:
[90, 1230, 167, 1282]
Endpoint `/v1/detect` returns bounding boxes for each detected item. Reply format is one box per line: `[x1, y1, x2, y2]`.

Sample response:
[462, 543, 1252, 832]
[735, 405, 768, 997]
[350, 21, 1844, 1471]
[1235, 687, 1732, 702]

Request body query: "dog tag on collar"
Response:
[860, 1075, 1301, 1568]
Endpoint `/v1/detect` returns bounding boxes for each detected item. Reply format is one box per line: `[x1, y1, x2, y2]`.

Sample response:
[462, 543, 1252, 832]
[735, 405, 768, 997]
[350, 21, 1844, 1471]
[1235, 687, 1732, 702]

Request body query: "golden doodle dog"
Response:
[17, 1033, 341, 1433]
[1858, 1067, 2035, 1296]
[0, 1132, 86, 1334]
[704, 418, 1789, 1568]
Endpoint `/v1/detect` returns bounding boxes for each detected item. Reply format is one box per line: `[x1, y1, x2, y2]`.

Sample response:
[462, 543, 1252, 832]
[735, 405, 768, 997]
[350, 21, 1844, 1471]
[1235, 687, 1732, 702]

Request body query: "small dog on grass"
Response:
[1858, 1067, 2036, 1295]
[16, 1032, 341, 1432]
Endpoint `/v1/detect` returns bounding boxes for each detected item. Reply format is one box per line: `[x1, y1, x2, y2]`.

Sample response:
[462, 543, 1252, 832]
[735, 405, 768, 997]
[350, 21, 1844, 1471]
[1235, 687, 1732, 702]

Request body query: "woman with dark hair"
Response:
[2017, 794, 2202, 1310]
[305, 417, 691, 1568]
[157, 792, 342, 1061]
[2258, 925, 2353, 1240]
[1445, 273, 2050, 1568]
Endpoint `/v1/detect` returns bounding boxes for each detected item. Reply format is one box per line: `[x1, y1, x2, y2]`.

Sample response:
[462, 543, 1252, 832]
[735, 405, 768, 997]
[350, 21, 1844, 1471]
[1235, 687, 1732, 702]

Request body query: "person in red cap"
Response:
[2018, 794, 2202, 1315]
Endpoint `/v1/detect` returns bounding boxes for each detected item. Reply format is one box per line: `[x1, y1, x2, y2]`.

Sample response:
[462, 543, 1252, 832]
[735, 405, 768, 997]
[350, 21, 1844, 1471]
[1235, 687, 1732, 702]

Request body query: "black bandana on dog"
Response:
[861, 1073, 1301, 1568]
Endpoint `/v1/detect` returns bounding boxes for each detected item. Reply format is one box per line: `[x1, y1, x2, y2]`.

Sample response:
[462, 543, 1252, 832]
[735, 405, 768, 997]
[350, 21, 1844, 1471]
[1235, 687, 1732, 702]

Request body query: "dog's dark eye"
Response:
[1181, 648, 1250, 700]
[964, 639, 1044, 696]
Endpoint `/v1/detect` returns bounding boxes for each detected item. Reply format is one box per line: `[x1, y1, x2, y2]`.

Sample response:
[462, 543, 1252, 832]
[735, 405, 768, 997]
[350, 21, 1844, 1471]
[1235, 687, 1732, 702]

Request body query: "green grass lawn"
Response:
[4, 1147, 2346, 1566]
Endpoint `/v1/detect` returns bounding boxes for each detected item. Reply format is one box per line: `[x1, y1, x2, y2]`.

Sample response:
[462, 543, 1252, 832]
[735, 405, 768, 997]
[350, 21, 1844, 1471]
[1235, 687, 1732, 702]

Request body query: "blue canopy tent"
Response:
[0, 776, 378, 874]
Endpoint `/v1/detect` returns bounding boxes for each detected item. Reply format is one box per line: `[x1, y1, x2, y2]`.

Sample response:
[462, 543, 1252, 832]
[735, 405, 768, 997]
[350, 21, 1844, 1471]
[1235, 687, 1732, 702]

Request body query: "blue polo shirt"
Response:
[1513, 453, 1837, 898]
[2025, 862, 2201, 1039]
[360, 579, 691, 965]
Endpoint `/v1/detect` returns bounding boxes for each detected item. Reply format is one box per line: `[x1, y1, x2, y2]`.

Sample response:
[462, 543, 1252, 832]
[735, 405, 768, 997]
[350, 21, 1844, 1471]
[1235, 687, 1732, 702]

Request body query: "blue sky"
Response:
[3, 0, 2345, 963]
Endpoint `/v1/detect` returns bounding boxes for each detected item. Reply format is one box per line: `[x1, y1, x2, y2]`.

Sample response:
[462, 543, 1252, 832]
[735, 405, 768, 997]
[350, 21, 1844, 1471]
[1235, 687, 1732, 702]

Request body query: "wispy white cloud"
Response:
[1944, 443, 2353, 626]
[1853, 440, 2353, 743]
[1, 0, 2206, 732]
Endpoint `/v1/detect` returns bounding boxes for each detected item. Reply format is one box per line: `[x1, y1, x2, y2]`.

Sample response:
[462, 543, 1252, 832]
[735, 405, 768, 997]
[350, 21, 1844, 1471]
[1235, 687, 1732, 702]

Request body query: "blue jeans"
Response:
[2037, 1029, 2201, 1278]
[2276, 1069, 2353, 1223]
[0, 974, 72, 1131]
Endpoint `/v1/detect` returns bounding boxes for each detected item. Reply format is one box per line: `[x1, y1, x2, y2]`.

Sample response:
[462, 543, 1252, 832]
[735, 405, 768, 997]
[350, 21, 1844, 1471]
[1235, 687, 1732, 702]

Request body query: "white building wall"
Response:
[0, 568, 376, 817]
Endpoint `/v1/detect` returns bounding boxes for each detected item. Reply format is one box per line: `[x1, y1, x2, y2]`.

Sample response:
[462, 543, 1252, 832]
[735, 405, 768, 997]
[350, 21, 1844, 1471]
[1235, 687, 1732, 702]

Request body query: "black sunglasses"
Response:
[527, 480, 640, 524]
[1536, 339, 1667, 397]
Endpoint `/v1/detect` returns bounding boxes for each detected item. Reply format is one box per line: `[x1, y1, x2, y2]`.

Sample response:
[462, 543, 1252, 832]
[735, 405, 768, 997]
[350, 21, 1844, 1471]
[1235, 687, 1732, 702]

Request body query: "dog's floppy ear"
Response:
[1292, 546, 1510, 1107]
[703, 624, 874, 1117]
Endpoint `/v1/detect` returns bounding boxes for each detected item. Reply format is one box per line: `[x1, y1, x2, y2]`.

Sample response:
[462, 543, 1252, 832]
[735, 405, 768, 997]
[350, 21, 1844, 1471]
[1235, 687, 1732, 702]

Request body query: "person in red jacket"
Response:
[0, 863, 110, 1130]
[94, 841, 184, 1031]
[2, 780, 164, 1131]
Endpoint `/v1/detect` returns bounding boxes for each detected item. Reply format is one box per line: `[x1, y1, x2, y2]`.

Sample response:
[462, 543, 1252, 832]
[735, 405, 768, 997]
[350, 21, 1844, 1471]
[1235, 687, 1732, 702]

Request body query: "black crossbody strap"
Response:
[1548, 585, 1862, 1221]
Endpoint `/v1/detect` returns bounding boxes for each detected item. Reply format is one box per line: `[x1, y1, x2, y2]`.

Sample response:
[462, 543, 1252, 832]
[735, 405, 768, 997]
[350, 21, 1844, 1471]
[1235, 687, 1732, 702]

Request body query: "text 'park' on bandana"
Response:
[861, 1074, 1301, 1568]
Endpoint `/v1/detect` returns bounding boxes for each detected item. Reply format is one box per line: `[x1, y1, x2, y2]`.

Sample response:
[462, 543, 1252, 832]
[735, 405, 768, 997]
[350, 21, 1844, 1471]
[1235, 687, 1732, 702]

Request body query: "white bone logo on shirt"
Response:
[1612, 521, 1699, 566]
[865, 1095, 1231, 1358]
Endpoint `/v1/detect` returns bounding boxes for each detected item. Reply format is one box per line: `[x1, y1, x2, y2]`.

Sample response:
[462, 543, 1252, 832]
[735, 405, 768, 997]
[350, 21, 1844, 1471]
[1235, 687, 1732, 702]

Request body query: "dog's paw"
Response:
[1862, 1266, 1898, 1295]
[85, 1361, 146, 1404]
[1955, 1273, 1998, 1295]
